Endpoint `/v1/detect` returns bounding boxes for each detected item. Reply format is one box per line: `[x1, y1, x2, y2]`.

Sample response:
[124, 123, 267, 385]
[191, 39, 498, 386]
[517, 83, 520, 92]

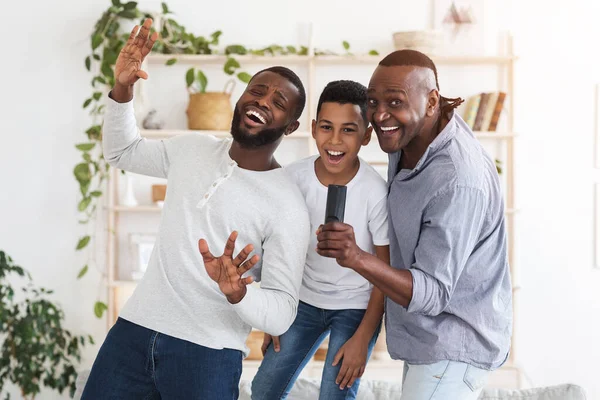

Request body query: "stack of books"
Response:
[462, 92, 507, 132]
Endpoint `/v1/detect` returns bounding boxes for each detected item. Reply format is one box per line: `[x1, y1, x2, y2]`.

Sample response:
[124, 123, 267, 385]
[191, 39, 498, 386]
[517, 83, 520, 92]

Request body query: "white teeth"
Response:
[327, 150, 344, 156]
[380, 126, 399, 131]
[246, 110, 266, 124]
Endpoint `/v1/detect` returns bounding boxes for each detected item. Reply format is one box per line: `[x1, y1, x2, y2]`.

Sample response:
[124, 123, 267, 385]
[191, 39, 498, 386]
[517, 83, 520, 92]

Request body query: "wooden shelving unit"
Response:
[104, 33, 520, 387]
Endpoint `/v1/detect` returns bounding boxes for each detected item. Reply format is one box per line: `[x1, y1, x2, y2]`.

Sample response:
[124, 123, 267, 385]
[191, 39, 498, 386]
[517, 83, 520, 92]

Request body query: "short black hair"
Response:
[378, 49, 464, 115]
[251, 66, 306, 121]
[316, 80, 368, 126]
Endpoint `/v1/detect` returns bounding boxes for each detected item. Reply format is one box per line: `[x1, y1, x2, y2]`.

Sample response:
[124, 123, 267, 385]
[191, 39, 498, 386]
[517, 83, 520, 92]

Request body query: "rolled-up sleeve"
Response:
[407, 186, 487, 316]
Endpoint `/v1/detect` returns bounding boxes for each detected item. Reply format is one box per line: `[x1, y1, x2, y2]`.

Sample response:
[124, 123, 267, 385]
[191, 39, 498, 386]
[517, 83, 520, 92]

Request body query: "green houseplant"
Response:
[0, 251, 91, 399]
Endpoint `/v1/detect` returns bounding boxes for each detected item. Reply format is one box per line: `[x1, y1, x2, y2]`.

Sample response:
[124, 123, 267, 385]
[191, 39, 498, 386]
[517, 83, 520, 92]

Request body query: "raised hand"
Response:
[198, 231, 259, 304]
[115, 18, 158, 87]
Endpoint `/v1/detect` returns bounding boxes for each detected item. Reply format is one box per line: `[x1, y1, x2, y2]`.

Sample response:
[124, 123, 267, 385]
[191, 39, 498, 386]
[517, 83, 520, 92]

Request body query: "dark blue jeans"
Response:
[251, 301, 381, 400]
[81, 318, 242, 399]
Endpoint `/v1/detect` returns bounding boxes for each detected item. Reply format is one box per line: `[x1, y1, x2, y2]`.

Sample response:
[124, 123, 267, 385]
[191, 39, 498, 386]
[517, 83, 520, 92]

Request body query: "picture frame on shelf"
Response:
[129, 233, 156, 280]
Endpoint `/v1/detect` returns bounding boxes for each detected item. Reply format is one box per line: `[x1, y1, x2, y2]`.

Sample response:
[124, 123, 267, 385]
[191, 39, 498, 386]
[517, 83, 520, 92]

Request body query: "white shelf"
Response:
[111, 205, 162, 212]
[475, 132, 518, 139]
[140, 129, 515, 141]
[146, 53, 516, 66]
[140, 129, 311, 139]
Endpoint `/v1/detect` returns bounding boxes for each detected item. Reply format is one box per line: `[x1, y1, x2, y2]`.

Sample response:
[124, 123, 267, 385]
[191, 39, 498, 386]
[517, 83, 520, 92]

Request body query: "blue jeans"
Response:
[81, 318, 242, 399]
[251, 301, 380, 400]
[400, 360, 491, 400]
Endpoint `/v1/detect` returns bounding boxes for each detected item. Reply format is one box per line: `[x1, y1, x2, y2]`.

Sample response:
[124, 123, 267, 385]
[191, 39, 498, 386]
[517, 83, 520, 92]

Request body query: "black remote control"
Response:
[325, 185, 347, 224]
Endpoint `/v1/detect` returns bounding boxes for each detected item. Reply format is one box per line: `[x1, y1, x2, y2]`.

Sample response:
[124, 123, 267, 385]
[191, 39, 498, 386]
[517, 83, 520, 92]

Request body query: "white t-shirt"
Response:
[285, 155, 389, 310]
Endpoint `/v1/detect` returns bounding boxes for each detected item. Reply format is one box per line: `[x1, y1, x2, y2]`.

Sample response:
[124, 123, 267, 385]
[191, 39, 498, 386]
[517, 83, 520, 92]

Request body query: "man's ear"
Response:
[311, 119, 317, 139]
[427, 89, 440, 117]
[362, 125, 373, 146]
[284, 120, 300, 136]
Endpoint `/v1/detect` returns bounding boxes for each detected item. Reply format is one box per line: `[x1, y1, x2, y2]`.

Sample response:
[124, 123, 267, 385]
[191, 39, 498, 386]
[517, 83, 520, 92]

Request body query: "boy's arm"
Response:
[230, 205, 310, 336]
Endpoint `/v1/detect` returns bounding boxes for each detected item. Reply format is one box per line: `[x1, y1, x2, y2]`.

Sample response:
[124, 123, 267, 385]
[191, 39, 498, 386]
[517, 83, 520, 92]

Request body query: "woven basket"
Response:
[186, 80, 235, 131]
[392, 30, 443, 55]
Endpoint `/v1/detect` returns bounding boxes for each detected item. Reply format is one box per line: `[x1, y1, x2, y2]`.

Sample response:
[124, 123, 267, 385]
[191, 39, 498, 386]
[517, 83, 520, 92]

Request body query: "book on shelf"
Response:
[462, 91, 507, 132]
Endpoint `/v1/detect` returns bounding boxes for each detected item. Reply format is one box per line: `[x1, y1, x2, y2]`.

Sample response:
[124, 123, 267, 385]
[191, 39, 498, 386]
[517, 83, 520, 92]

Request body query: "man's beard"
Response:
[230, 107, 288, 149]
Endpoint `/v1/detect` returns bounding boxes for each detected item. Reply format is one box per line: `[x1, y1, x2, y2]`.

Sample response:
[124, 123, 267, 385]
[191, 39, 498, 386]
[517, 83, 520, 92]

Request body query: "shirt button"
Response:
[204, 194, 209, 199]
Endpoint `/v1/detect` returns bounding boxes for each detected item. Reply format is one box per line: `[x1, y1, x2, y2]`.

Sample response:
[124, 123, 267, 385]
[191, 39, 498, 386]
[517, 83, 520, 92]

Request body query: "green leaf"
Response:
[76, 236, 91, 250]
[343, 41, 350, 51]
[101, 63, 114, 79]
[91, 35, 103, 50]
[93, 54, 101, 61]
[78, 197, 92, 212]
[88, 335, 95, 345]
[161, 2, 169, 14]
[92, 92, 102, 101]
[96, 76, 107, 85]
[111, 0, 120, 5]
[118, 10, 138, 19]
[298, 46, 309, 55]
[90, 191, 102, 197]
[210, 30, 222, 45]
[369, 49, 379, 56]
[83, 98, 92, 109]
[85, 56, 91, 71]
[80, 181, 90, 196]
[76, 143, 95, 151]
[237, 72, 252, 84]
[74, 163, 92, 182]
[197, 70, 208, 93]
[225, 45, 247, 55]
[77, 265, 89, 279]
[165, 58, 177, 66]
[185, 68, 195, 87]
[103, 48, 118, 66]
[223, 57, 240, 75]
[286, 46, 297, 54]
[124, 1, 137, 10]
[94, 302, 108, 318]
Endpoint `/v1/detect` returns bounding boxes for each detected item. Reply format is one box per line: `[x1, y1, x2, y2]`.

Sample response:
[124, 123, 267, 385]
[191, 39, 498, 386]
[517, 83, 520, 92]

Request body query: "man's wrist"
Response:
[226, 286, 247, 304]
[110, 83, 134, 103]
[354, 249, 372, 273]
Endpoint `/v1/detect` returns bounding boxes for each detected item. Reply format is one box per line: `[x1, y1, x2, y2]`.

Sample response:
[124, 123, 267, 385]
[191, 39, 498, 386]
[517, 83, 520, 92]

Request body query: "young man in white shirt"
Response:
[251, 80, 390, 400]
[81, 18, 311, 399]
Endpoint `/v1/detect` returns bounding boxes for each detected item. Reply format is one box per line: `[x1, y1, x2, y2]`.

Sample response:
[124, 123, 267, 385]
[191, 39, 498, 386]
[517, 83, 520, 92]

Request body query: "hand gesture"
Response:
[316, 222, 365, 269]
[261, 333, 281, 355]
[332, 334, 369, 390]
[198, 231, 259, 304]
[115, 18, 158, 87]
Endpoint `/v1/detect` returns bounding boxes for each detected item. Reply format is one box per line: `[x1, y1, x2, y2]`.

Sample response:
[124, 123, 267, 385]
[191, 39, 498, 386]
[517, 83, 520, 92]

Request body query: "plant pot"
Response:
[186, 80, 235, 131]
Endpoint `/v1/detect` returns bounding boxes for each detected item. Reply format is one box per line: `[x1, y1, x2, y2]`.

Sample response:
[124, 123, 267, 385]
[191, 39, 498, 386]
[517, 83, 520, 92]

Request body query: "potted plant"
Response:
[0, 251, 91, 399]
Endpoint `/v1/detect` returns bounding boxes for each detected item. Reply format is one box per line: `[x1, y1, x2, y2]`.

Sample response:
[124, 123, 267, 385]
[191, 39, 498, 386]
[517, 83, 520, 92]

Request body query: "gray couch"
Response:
[75, 370, 587, 399]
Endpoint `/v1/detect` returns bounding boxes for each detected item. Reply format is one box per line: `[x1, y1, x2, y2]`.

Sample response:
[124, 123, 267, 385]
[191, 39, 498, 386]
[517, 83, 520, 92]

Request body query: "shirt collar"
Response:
[387, 110, 458, 182]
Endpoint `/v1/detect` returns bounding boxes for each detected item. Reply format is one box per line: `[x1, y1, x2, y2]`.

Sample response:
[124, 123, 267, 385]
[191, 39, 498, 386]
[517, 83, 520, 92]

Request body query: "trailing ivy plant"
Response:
[78, 0, 382, 319]
[0, 251, 91, 399]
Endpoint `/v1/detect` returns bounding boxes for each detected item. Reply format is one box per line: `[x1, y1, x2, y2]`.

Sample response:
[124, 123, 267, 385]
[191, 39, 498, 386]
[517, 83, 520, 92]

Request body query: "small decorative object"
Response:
[392, 31, 443, 55]
[245, 330, 265, 360]
[121, 172, 138, 207]
[433, 0, 486, 56]
[152, 184, 167, 203]
[186, 72, 236, 131]
[129, 234, 156, 280]
[142, 109, 165, 130]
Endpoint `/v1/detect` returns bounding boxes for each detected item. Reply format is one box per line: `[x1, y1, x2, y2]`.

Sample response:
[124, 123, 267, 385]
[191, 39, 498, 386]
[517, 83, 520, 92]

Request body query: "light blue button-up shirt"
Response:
[385, 112, 512, 370]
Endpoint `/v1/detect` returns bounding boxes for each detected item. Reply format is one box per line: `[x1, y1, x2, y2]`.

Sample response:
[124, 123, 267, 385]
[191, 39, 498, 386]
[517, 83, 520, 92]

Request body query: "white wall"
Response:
[1, 0, 599, 398]
[510, 1, 600, 399]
